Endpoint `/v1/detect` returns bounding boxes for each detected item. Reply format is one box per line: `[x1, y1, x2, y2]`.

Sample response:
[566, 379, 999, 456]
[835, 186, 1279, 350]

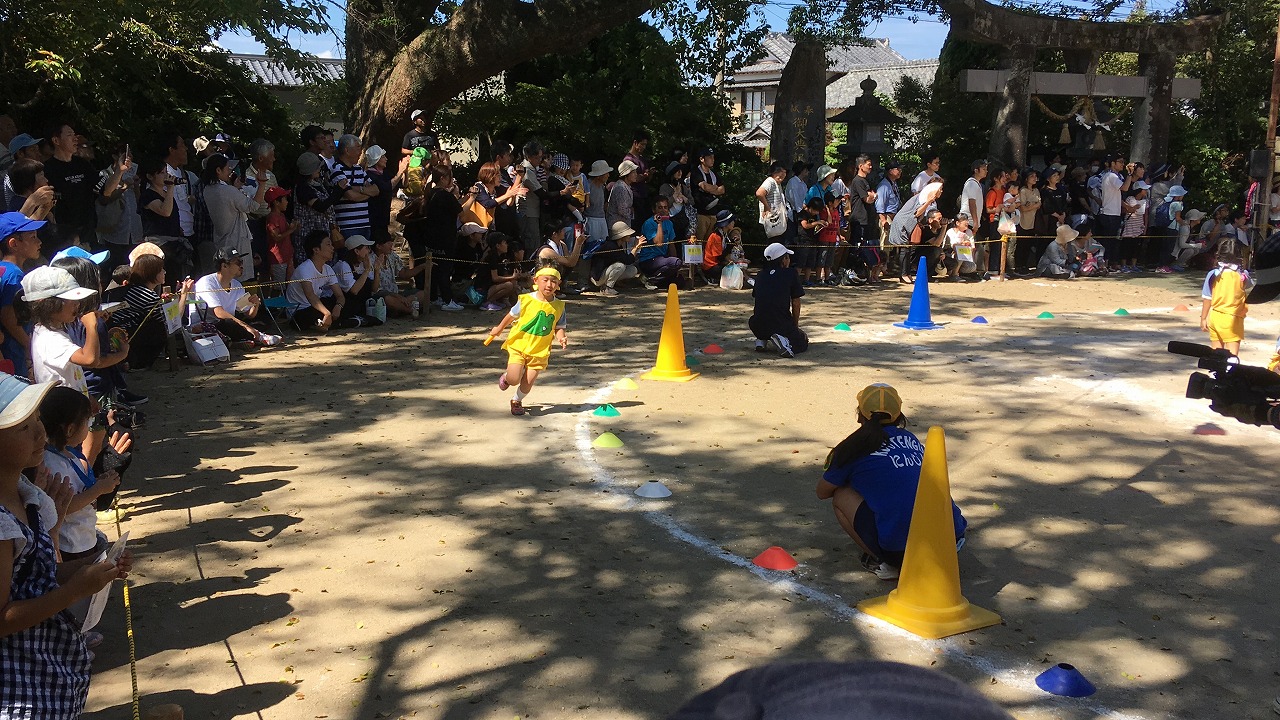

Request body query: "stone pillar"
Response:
[769, 38, 828, 169]
[988, 44, 1035, 169]
[1130, 51, 1175, 167]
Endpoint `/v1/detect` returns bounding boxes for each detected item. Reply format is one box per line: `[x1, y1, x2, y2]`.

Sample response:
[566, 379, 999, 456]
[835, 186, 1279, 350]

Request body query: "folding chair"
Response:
[262, 295, 295, 335]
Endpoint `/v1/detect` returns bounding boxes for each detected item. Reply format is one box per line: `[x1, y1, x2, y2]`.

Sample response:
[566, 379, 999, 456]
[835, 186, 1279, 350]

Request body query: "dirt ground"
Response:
[80, 271, 1280, 720]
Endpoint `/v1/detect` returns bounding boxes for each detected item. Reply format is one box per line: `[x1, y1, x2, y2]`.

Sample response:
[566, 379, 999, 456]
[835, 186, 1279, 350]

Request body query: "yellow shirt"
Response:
[502, 292, 566, 359]
[1207, 267, 1248, 319]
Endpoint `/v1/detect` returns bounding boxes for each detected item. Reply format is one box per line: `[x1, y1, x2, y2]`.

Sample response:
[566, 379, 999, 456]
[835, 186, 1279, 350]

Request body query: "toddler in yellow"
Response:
[488, 267, 568, 416]
[1199, 254, 1254, 356]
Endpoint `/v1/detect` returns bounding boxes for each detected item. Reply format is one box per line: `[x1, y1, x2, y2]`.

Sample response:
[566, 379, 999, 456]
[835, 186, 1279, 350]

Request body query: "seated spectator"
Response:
[536, 216, 585, 292]
[703, 210, 735, 283]
[590, 222, 642, 297]
[109, 254, 194, 368]
[332, 235, 383, 325]
[1038, 224, 1080, 279]
[371, 236, 428, 317]
[1173, 208, 1209, 270]
[476, 232, 524, 310]
[748, 242, 807, 358]
[637, 197, 682, 288]
[943, 213, 978, 281]
[0, 212, 44, 376]
[815, 384, 967, 581]
[191, 247, 279, 345]
[455, 222, 488, 290]
[287, 230, 345, 332]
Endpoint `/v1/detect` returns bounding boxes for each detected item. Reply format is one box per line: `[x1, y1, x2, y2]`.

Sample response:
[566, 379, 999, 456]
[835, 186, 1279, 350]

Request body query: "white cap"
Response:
[0, 374, 56, 430]
[343, 235, 374, 250]
[763, 242, 794, 261]
[20, 266, 95, 302]
[459, 222, 488, 236]
[364, 145, 387, 166]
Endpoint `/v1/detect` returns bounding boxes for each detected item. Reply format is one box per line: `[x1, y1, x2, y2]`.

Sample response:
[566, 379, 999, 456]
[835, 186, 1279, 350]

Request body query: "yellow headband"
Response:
[534, 267, 562, 280]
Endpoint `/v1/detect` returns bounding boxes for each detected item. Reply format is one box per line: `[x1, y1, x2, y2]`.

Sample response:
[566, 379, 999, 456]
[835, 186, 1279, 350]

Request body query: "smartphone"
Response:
[99, 301, 127, 314]
[124, 143, 130, 161]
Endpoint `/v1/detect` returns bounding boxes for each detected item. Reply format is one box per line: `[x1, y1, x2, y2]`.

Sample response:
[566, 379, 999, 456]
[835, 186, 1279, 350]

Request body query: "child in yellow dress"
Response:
[1199, 251, 1254, 356]
[487, 266, 568, 416]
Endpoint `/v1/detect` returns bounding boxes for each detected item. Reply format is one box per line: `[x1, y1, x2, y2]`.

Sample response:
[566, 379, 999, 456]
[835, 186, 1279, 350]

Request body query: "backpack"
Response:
[1150, 200, 1173, 228]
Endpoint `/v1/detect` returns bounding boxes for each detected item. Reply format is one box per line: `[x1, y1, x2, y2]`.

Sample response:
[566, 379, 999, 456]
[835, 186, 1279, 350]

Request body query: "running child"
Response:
[487, 266, 568, 416]
[1200, 250, 1254, 356]
[0, 372, 132, 719]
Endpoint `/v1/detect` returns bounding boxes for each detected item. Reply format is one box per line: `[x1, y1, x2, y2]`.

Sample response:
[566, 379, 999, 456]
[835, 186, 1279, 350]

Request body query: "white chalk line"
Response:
[568, 378, 1150, 720]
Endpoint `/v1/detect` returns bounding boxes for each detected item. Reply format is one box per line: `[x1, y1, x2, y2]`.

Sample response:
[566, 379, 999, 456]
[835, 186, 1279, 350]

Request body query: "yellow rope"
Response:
[113, 504, 140, 720]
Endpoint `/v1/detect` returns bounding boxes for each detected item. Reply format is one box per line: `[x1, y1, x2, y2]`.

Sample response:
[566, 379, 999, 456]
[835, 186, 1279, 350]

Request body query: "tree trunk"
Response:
[347, 0, 654, 150]
[769, 37, 827, 169]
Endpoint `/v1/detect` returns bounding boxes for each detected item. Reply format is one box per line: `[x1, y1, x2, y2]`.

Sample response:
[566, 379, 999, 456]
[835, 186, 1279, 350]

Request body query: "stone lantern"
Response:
[827, 76, 904, 160]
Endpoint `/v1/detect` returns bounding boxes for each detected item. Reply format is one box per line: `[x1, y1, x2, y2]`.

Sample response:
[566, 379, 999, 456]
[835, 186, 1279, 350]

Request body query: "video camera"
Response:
[1168, 341, 1280, 428]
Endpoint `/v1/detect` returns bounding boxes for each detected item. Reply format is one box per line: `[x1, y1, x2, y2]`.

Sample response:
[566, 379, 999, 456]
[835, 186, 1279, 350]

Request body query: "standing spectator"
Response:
[658, 161, 691, 245]
[623, 131, 652, 226]
[472, 161, 525, 231]
[1016, 169, 1041, 272]
[1097, 155, 1140, 269]
[1038, 166, 1067, 237]
[138, 158, 184, 281]
[806, 165, 837, 204]
[159, 134, 205, 277]
[637, 197, 682, 288]
[960, 160, 988, 273]
[0, 212, 44, 375]
[1119, 180, 1150, 272]
[293, 152, 336, 265]
[401, 110, 438, 158]
[982, 166, 1010, 277]
[398, 166, 464, 310]
[756, 162, 789, 239]
[0, 115, 14, 174]
[748, 242, 807, 358]
[516, 140, 546, 253]
[607, 160, 638, 229]
[1152, 184, 1187, 272]
[875, 161, 902, 277]
[786, 162, 811, 240]
[264, 187, 298, 283]
[201, 154, 266, 281]
[848, 155, 881, 283]
[93, 147, 142, 270]
[363, 145, 393, 243]
[584, 161, 612, 245]
[1067, 166, 1092, 227]
[911, 154, 943, 195]
[330, 134, 377, 242]
[2, 134, 43, 209]
[42, 123, 97, 252]
[690, 148, 725, 242]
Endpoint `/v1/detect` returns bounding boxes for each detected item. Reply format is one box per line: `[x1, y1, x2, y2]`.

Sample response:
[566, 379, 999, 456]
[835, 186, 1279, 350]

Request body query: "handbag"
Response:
[182, 327, 230, 365]
[719, 263, 744, 290]
[760, 206, 787, 238]
[460, 202, 493, 229]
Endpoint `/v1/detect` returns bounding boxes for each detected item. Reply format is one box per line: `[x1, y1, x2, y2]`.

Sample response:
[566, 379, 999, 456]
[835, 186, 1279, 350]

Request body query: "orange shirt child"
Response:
[703, 230, 724, 271]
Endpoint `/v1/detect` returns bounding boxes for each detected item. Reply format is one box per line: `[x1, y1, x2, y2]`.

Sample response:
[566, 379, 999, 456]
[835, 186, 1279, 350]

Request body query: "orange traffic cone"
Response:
[641, 285, 699, 382]
[857, 426, 1001, 639]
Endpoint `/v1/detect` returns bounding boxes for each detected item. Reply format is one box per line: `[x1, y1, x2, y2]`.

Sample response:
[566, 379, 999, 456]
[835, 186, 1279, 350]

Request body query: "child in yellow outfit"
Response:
[1199, 252, 1254, 356]
[488, 266, 568, 416]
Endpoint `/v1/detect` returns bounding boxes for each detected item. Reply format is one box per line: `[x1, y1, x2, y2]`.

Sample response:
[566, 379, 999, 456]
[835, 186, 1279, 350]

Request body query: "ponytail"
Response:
[828, 412, 908, 469]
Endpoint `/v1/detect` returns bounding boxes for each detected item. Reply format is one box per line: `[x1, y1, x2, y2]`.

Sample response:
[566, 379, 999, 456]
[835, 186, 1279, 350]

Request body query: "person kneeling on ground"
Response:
[191, 248, 281, 345]
[1038, 224, 1081, 279]
[748, 242, 808, 358]
[815, 384, 967, 581]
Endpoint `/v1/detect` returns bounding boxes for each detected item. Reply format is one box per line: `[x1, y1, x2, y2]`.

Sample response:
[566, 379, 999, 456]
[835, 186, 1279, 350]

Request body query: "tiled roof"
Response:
[228, 53, 344, 88]
[825, 60, 941, 110]
[734, 33, 908, 77]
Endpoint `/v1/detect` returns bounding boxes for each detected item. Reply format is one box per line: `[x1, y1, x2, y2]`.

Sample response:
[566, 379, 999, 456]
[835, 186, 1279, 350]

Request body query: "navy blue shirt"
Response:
[822, 426, 966, 551]
[751, 263, 803, 329]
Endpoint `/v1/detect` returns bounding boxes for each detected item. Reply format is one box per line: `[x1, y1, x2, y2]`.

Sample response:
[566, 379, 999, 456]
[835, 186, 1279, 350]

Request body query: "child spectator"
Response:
[0, 212, 45, 376]
[0, 372, 131, 719]
[796, 198, 825, 286]
[486, 267, 568, 416]
[702, 210, 734, 283]
[994, 192, 1020, 279]
[819, 192, 844, 285]
[371, 236, 428, 317]
[264, 186, 298, 284]
[476, 232, 524, 310]
[21, 266, 100, 395]
[110, 254, 193, 368]
[1200, 251, 1254, 356]
[944, 213, 978, 281]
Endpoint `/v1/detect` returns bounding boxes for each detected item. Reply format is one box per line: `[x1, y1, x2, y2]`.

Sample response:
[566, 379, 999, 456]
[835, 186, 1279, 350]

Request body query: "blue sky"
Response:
[215, 8, 947, 62]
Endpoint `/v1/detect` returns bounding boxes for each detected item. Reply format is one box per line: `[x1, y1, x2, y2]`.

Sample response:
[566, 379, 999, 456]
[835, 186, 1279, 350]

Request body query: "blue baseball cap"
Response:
[0, 211, 46, 239]
[7, 134, 41, 154]
[52, 245, 110, 265]
[0, 373, 56, 430]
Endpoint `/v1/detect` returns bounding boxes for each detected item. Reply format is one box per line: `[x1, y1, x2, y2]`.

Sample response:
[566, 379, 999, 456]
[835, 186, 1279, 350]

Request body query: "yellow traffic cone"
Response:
[857, 426, 1001, 639]
[641, 285, 699, 382]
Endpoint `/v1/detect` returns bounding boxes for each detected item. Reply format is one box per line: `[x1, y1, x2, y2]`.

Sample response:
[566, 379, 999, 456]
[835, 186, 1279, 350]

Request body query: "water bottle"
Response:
[411, 299, 420, 318]
[375, 297, 387, 323]
[366, 298, 377, 318]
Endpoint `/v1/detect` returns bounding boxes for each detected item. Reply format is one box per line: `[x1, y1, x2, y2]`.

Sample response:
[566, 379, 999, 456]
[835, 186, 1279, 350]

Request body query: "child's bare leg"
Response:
[519, 368, 540, 395]
[503, 362, 528, 388]
[831, 486, 876, 557]
[1225, 340, 1241, 356]
[384, 294, 412, 314]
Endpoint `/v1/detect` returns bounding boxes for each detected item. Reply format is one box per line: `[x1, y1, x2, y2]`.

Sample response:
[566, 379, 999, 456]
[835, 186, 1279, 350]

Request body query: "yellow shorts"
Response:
[1207, 313, 1245, 344]
[507, 349, 549, 371]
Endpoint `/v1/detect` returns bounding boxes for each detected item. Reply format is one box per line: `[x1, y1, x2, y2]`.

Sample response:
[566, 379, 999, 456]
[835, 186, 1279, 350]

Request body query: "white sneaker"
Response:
[259, 334, 282, 347]
[440, 301, 464, 312]
[602, 287, 619, 297]
[872, 562, 900, 580]
[770, 333, 795, 358]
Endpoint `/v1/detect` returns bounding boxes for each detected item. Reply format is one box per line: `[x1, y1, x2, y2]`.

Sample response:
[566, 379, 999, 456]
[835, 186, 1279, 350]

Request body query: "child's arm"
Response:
[67, 469, 121, 514]
[487, 308, 517, 343]
[555, 326, 567, 349]
[1200, 297, 1211, 332]
[68, 314, 128, 368]
[0, 539, 121, 639]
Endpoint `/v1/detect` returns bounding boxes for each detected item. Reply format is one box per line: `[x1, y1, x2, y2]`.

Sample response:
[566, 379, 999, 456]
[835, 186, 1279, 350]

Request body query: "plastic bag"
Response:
[720, 263, 744, 290]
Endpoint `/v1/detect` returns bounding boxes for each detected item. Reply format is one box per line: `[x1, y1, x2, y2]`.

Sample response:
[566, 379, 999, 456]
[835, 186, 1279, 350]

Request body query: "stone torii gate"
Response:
[942, 0, 1222, 167]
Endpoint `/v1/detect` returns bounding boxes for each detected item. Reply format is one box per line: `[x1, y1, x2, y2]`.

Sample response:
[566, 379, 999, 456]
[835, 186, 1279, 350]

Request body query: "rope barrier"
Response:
[113, 504, 141, 720]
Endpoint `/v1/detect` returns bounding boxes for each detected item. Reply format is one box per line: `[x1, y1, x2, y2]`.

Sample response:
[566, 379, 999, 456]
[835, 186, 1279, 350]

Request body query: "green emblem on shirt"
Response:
[519, 310, 555, 337]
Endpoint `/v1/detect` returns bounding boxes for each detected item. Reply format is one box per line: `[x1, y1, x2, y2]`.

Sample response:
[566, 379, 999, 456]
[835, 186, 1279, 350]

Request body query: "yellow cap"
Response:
[533, 266, 562, 280]
[857, 383, 902, 423]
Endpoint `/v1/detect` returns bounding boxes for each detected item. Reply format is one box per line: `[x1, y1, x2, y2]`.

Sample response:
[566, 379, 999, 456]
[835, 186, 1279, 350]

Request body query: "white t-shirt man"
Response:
[960, 178, 984, 222]
[1101, 171, 1123, 217]
[191, 272, 247, 323]
[166, 164, 196, 236]
[31, 325, 88, 394]
[287, 259, 339, 307]
[911, 170, 939, 196]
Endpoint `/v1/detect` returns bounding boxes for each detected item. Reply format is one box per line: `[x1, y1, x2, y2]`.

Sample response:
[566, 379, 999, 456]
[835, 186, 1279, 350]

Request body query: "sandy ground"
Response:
[78, 271, 1280, 720]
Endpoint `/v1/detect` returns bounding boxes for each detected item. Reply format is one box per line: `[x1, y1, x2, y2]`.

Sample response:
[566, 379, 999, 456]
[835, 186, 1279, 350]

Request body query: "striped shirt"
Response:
[329, 161, 370, 232]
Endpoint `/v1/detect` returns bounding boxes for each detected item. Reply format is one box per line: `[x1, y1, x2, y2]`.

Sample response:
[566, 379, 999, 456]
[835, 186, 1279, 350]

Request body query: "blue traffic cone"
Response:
[893, 256, 942, 330]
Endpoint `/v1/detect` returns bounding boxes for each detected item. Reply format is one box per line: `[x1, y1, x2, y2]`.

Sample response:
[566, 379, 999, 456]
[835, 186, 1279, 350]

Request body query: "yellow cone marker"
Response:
[857, 426, 1001, 639]
[640, 285, 699, 382]
[614, 378, 640, 390]
[593, 432, 624, 448]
